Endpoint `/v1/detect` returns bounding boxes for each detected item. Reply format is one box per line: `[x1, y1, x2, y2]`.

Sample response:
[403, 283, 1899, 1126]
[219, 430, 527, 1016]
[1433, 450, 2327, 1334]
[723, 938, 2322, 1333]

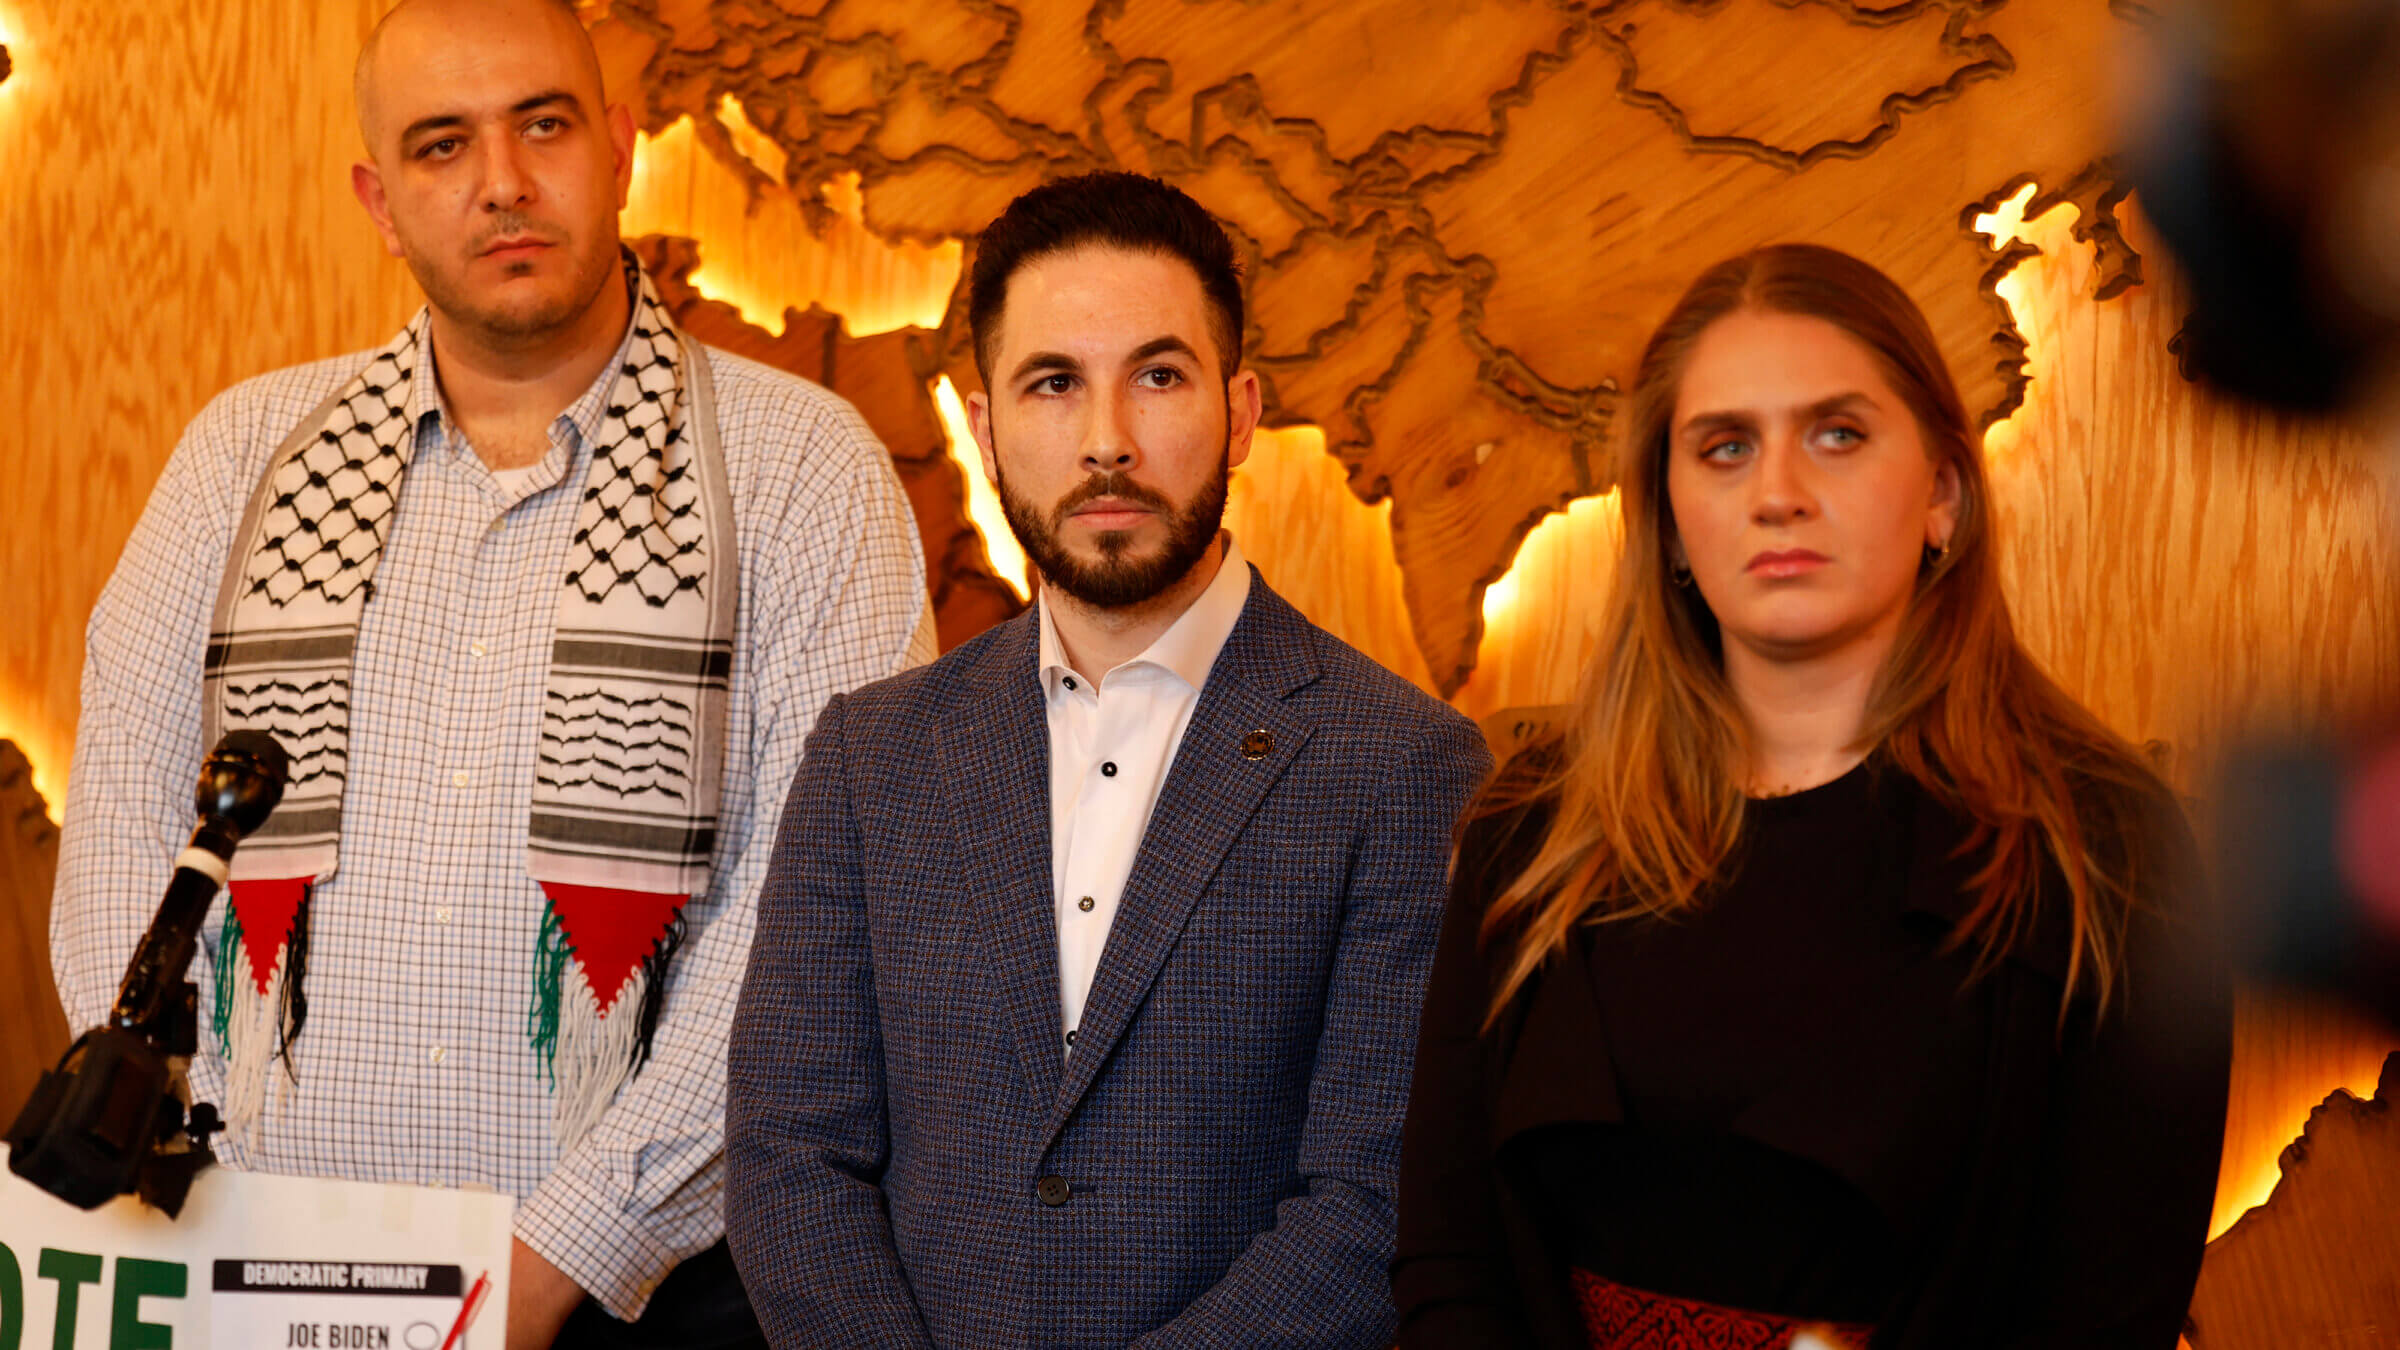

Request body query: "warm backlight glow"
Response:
[1, 711, 64, 824]
[934, 377, 1031, 601]
[0, 9, 20, 99]
[1453, 487, 1626, 722]
[1480, 565, 1523, 629]
[715, 94, 789, 188]
[624, 117, 961, 339]
[1480, 489, 1623, 630]
[2206, 1005, 2395, 1240]
[1972, 182, 2045, 464]
[1970, 180, 2040, 246]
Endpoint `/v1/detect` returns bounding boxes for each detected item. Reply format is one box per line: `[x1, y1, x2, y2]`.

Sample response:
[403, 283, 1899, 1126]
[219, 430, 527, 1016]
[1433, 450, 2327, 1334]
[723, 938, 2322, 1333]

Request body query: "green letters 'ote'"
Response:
[109, 1258, 183, 1350]
[0, 1247, 187, 1350]
[0, 1240, 25, 1350]
[36, 1248, 100, 1350]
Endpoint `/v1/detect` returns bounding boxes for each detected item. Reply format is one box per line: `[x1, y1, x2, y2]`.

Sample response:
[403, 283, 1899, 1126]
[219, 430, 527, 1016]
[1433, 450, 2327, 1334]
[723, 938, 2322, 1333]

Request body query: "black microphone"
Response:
[5, 730, 289, 1215]
[107, 731, 289, 1038]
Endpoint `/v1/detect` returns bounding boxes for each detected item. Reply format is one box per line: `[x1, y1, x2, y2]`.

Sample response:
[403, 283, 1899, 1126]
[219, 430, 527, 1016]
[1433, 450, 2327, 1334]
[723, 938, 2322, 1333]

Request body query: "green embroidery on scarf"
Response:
[211, 907, 244, 1056]
[528, 901, 569, 1088]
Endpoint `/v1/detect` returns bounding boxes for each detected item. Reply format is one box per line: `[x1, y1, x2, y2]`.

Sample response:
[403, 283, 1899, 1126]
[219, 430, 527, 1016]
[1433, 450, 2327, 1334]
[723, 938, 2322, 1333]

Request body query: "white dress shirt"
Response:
[1038, 535, 1252, 1041]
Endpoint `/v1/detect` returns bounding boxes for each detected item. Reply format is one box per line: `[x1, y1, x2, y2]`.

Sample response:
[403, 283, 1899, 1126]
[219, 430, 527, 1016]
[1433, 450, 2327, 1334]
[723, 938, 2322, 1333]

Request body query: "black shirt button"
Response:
[1101, 761, 1118, 777]
[1037, 1175, 1073, 1207]
[1063, 677, 1077, 690]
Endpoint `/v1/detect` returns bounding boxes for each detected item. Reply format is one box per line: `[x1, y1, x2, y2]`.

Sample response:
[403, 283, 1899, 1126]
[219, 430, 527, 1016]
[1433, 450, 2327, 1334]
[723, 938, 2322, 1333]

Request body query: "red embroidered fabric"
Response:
[1570, 1268, 1877, 1350]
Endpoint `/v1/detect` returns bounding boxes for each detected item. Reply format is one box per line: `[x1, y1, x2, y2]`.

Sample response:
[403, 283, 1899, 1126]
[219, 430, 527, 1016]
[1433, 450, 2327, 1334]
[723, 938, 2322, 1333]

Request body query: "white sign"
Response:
[0, 1156, 512, 1350]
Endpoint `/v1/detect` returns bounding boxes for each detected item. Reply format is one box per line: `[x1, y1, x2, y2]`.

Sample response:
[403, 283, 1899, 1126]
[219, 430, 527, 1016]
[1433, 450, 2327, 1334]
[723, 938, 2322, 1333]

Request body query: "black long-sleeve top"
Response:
[1392, 757, 2233, 1350]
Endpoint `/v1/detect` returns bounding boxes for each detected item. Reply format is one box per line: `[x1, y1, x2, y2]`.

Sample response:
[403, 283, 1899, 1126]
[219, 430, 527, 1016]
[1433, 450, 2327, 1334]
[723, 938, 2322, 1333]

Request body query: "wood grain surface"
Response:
[0, 0, 418, 818]
[0, 0, 419, 1097]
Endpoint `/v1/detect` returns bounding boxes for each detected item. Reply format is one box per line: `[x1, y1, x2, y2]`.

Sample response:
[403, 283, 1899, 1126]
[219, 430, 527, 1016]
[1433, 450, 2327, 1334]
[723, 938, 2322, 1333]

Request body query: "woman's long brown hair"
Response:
[1480, 243, 2164, 1026]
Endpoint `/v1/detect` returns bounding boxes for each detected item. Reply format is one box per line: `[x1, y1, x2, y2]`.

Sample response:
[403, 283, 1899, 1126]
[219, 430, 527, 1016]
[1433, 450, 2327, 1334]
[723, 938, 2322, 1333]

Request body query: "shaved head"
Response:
[355, 0, 600, 156]
[347, 0, 633, 351]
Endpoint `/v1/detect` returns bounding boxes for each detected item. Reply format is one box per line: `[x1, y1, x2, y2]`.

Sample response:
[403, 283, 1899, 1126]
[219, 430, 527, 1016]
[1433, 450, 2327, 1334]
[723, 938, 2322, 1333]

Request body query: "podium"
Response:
[0, 1156, 512, 1349]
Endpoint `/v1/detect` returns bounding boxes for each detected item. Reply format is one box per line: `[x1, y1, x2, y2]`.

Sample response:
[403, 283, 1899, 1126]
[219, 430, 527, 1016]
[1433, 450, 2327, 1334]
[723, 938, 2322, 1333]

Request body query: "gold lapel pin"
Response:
[1239, 728, 1275, 760]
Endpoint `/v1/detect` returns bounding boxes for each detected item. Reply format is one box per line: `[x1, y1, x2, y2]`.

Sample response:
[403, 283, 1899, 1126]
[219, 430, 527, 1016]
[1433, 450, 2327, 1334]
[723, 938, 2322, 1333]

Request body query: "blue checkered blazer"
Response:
[726, 572, 1490, 1348]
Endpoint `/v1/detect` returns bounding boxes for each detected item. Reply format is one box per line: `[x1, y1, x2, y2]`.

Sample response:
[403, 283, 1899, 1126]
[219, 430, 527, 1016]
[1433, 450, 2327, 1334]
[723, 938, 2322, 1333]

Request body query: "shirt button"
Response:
[1063, 677, 1077, 691]
[1036, 1175, 1072, 1207]
[451, 770, 471, 789]
[434, 905, 452, 926]
[1101, 761, 1118, 777]
[1077, 896, 1095, 913]
[469, 641, 487, 659]
[428, 1045, 446, 1066]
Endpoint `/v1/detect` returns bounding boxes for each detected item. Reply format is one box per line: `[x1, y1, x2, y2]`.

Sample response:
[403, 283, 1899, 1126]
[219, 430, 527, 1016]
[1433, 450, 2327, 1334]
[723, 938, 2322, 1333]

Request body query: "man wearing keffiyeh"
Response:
[48, 1, 933, 1345]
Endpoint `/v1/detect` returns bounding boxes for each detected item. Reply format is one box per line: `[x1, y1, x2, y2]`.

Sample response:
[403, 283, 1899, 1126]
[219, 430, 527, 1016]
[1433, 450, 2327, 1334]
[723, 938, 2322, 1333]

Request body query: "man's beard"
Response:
[998, 455, 1232, 611]
[406, 214, 621, 343]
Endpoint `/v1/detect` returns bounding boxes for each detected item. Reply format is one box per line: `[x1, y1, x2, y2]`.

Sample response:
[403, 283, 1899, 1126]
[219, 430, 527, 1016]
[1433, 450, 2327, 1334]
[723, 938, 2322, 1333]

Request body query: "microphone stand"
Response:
[5, 731, 289, 1216]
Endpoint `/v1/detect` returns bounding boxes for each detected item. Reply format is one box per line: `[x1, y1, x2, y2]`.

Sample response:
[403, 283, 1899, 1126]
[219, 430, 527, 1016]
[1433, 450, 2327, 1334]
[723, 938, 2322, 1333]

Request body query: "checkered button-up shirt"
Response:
[51, 319, 931, 1319]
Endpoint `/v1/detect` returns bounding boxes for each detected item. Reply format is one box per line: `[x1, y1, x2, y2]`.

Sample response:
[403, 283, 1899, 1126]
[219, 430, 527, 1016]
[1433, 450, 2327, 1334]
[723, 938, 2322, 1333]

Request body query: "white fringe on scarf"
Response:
[550, 960, 647, 1152]
[220, 947, 297, 1145]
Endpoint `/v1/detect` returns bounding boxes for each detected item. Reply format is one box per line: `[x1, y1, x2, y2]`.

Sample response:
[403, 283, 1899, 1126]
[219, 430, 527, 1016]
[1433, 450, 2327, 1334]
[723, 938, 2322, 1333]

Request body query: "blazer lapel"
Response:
[1041, 578, 1321, 1142]
[936, 611, 1068, 1100]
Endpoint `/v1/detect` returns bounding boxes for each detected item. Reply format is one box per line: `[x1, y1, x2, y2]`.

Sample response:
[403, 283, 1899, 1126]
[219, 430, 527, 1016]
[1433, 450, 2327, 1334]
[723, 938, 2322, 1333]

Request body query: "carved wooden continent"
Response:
[2187, 1052, 2400, 1349]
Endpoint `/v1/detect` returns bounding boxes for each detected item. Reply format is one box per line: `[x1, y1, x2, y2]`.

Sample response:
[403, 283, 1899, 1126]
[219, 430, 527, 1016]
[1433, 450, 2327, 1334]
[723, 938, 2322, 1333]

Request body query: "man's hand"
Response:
[505, 1238, 587, 1350]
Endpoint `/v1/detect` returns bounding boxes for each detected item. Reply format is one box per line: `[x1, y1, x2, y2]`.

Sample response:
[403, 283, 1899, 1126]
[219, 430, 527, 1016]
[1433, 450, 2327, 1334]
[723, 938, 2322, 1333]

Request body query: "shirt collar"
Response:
[406, 266, 643, 464]
[1036, 534, 1253, 697]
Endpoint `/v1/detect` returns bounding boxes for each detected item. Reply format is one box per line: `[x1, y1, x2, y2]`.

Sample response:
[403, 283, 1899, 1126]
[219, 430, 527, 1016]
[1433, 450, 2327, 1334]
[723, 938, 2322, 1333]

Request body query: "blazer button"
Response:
[1036, 1175, 1073, 1207]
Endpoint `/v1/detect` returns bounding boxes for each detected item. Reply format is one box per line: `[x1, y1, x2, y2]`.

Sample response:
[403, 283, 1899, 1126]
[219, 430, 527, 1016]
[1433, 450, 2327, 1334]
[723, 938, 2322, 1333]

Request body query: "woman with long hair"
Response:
[1392, 244, 2231, 1349]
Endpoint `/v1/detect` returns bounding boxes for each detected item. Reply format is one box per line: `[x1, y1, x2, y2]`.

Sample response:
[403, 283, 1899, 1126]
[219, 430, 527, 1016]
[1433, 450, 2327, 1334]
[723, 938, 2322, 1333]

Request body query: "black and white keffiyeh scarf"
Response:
[201, 259, 735, 1148]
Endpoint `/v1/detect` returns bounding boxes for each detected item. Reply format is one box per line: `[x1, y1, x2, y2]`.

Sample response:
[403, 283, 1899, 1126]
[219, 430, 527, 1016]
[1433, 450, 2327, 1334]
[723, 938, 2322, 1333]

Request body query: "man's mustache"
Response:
[1053, 472, 1173, 523]
[469, 215, 564, 253]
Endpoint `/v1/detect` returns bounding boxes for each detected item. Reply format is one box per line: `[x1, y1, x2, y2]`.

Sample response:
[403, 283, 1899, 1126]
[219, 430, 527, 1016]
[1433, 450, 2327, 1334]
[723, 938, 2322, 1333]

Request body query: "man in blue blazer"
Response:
[725, 172, 1490, 1347]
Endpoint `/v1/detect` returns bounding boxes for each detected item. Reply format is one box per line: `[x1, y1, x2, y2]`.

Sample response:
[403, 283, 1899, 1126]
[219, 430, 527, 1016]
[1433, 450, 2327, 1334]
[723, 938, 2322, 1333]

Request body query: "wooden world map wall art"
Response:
[591, 0, 2152, 692]
[2185, 1052, 2400, 1349]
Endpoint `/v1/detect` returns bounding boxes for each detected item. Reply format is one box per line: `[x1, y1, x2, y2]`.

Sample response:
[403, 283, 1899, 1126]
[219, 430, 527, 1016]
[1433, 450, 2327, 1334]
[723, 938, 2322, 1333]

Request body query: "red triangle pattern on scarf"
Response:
[229, 878, 311, 997]
[539, 883, 688, 1017]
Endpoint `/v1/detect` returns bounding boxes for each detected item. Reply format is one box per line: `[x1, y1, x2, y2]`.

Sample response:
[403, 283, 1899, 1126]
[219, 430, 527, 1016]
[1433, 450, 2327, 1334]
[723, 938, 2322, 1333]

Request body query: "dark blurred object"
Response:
[2130, 0, 2400, 1021]
[2213, 735, 2400, 1025]
[4, 731, 287, 1216]
[2127, 0, 2400, 412]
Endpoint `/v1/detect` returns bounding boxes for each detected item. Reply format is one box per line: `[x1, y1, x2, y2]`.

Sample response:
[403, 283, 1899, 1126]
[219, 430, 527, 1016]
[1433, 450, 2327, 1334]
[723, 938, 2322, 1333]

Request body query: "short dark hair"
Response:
[968, 172, 1245, 384]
